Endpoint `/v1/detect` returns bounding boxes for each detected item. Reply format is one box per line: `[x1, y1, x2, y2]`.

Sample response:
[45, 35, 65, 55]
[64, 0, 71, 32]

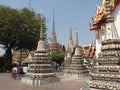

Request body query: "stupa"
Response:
[21, 13, 59, 85]
[87, 38, 120, 89]
[86, 0, 120, 89]
[63, 27, 73, 72]
[65, 31, 89, 78]
[63, 50, 72, 74]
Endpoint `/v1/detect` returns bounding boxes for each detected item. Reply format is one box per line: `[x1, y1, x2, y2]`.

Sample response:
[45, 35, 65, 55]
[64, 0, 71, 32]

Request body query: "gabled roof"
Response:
[90, 0, 120, 30]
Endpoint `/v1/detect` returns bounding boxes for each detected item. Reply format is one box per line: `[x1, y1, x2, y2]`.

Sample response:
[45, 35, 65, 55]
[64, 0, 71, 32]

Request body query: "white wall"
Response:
[95, 4, 120, 58]
[112, 4, 120, 37]
[95, 29, 102, 58]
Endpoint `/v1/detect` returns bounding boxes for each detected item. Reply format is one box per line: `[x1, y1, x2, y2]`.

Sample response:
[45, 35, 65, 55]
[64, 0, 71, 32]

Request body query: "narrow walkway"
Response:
[0, 72, 90, 90]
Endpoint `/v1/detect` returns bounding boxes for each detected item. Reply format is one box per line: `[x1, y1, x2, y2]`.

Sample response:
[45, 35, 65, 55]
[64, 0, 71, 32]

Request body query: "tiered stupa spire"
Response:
[22, 12, 59, 85]
[37, 14, 45, 51]
[51, 9, 57, 43]
[68, 25, 74, 51]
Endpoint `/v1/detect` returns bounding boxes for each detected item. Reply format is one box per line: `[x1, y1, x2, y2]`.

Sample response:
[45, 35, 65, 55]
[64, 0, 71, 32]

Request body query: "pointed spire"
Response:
[51, 9, 57, 43]
[36, 9, 46, 51]
[68, 24, 74, 51]
[28, 0, 31, 10]
[70, 25, 73, 41]
[39, 9, 44, 41]
[75, 26, 79, 46]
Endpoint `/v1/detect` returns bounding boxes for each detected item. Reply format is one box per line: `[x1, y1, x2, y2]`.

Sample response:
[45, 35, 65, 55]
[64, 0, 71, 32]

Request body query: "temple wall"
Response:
[95, 4, 120, 58]
[112, 4, 120, 37]
[95, 29, 102, 58]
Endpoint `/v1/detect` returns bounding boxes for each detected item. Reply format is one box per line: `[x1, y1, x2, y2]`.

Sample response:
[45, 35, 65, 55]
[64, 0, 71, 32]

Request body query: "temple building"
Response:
[83, 44, 96, 60]
[86, 0, 120, 89]
[22, 51, 34, 68]
[22, 13, 59, 85]
[90, 0, 120, 58]
[12, 49, 29, 64]
[48, 10, 65, 54]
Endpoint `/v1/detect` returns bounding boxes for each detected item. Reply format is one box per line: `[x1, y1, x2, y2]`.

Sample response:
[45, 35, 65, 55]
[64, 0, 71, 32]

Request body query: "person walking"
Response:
[11, 66, 17, 79]
[18, 65, 24, 79]
[23, 65, 28, 76]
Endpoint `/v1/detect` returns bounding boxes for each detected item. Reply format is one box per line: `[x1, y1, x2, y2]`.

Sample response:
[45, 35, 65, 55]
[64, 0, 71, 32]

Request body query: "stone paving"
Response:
[0, 72, 90, 90]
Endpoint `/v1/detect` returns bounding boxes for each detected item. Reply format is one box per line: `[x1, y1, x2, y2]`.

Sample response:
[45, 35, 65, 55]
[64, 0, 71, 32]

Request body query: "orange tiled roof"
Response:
[90, 0, 120, 30]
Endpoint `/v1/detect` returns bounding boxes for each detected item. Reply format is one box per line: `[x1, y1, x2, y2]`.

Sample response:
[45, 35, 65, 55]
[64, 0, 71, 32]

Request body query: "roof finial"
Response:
[75, 25, 79, 46]
[39, 8, 44, 40]
[94, 3, 100, 9]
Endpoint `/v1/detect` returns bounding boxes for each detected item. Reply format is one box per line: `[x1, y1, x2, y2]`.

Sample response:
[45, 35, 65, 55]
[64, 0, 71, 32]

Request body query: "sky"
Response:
[0, 0, 102, 53]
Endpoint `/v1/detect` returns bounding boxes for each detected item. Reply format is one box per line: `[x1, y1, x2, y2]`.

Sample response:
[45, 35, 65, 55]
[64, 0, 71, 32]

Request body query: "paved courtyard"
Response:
[0, 72, 90, 90]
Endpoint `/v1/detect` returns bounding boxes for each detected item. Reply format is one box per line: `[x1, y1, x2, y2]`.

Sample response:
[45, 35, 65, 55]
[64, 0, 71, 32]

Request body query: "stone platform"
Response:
[64, 72, 89, 78]
[21, 76, 60, 85]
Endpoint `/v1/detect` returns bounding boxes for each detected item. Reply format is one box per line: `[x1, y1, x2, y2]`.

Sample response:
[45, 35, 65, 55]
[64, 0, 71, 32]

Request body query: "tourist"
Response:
[23, 65, 28, 75]
[17, 65, 24, 79]
[57, 63, 60, 72]
[11, 66, 17, 79]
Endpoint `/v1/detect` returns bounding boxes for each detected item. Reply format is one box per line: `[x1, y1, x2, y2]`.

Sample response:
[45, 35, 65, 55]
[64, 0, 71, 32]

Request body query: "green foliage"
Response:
[84, 59, 93, 69]
[0, 5, 47, 71]
[50, 53, 65, 65]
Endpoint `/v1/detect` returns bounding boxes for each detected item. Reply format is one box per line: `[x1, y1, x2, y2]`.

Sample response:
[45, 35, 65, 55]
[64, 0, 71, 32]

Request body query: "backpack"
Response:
[12, 68, 17, 73]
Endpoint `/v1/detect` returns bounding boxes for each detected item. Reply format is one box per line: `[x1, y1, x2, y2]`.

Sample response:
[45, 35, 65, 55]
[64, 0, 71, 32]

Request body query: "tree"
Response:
[51, 53, 65, 65]
[0, 5, 47, 71]
[0, 5, 20, 70]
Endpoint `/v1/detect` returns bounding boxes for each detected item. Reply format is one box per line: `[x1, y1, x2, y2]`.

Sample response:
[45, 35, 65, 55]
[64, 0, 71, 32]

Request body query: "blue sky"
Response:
[0, 0, 102, 53]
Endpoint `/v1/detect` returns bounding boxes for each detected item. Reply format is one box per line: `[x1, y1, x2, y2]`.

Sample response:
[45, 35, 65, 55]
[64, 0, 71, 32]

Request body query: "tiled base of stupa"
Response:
[81, 81, 120, 90]
[80, 85, 98, 90]
[22, 76, 60, 85]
